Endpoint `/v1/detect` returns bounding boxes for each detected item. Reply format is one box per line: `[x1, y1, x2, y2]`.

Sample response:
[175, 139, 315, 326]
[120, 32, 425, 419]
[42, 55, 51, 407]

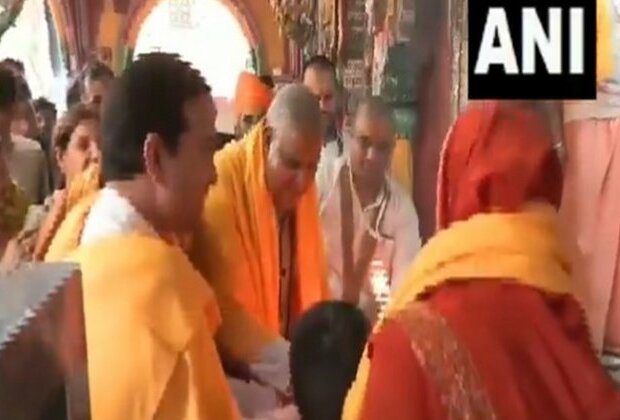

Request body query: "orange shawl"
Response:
[190, 122, 328, 353]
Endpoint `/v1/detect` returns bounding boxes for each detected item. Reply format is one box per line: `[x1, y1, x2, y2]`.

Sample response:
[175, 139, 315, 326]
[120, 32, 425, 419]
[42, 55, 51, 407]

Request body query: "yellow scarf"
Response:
[390, 138, 413, 195]
[342, 205, 576, 420]
[598, 0, 614, 83]
[37, 164, 101, 261]
[68, 234, 236, 419]
[191, 122, 328, 359]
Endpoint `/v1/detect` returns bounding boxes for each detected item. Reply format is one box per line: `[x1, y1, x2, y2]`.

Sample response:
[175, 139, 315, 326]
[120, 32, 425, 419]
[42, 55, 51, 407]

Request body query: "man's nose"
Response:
[90, 145, 101, 164]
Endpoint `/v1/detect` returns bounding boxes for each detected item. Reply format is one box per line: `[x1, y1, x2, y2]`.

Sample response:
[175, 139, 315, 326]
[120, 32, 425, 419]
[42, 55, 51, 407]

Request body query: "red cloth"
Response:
[436, 101, 563, 230]
[361, 283, 620, 420]
[357, 102, 620, 419]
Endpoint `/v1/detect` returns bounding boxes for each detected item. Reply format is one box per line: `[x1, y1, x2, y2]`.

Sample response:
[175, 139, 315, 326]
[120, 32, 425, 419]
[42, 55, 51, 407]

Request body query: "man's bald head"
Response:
[264, 83, 323, 214]
[354, 96, 394, 128]
[266, 83, 322, 140]
[302, 56, 338, 137]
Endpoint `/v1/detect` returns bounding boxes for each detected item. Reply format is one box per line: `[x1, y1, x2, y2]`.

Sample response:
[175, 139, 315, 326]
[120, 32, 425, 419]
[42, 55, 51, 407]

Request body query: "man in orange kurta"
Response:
[45, 53, 239, 419]
[344, 101, 620, 419]
[190, 84, 328, 413]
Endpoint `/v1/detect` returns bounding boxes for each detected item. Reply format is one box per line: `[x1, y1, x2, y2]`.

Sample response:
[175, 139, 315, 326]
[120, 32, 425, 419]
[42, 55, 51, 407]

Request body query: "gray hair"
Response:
[266, 83, 322, 139]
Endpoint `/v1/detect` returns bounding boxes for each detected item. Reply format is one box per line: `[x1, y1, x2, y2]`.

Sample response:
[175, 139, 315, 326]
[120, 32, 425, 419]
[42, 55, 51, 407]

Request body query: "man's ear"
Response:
[143, 133, 166, 183]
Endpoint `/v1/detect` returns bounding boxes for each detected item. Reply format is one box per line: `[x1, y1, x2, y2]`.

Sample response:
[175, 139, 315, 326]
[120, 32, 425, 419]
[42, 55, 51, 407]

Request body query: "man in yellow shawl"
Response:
[45, 53, 239, 419]
[190, 83, 329, 415]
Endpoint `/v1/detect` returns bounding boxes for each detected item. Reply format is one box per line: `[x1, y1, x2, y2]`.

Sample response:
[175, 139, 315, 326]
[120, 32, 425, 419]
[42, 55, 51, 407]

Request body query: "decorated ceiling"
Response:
[1, 0, 449, 140]
[46, 0, 285, 73]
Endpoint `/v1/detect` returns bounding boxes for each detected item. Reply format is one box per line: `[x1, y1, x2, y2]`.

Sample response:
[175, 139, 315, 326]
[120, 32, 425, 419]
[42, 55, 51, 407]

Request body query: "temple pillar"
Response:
[48, 0, 104, 71]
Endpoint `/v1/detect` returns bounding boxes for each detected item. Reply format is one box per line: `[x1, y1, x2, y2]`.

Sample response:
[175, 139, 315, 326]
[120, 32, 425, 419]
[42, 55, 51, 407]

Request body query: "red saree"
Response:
[345, 101, 620, 419]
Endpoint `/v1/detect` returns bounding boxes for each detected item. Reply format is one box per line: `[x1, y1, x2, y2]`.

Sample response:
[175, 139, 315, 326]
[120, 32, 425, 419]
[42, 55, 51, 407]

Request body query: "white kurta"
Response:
[317, 156, 421, 322]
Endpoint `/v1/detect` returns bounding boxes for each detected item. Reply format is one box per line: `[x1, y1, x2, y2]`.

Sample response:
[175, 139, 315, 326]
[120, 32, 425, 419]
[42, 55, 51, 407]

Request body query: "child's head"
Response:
[290, 301, 370, 420]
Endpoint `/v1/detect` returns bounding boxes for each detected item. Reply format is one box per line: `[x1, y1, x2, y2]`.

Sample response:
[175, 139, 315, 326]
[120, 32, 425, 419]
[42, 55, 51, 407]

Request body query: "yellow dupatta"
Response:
[38, 164, 101, 261]
[342, 205, 576, 420]
[68, 233, 236, 419]
[390, 138, 413, 195]
[190, 122, 328, 360]
[598, 0, 614, 83]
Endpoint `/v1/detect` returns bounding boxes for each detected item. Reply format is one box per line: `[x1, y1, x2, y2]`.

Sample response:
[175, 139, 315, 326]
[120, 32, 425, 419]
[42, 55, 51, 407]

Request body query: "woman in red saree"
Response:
[343, 101, 620, 419]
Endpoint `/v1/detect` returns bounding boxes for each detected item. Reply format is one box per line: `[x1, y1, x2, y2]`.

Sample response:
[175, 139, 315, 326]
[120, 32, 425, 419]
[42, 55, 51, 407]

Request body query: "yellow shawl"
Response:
[68, 233, 236, 419]
[190, 122, 328, 358]
[390, 138, 413, 196]
[38, 164, 101, 261]
[44, 192, 98, 262]
[598, 0, 614, 83]
[343, 205, 576, 420]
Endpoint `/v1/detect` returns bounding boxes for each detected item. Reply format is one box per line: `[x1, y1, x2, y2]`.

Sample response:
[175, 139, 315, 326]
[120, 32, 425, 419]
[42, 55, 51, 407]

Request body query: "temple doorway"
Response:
[0, 0, 63, 107]
[134, 0, 253, 132]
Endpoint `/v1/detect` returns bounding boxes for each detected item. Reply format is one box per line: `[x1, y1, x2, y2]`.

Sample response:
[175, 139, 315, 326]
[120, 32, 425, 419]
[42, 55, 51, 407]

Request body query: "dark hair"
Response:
[53, 103, 99, 152]
[302, 55, 337, 80]
[66, 79, 82, 109]
[82, 61, 114, 83]
[33, 97, 57, 115]
[101, 52, 211, 182]
[258, 74, 275, 89]
[290, 301, 370, 420]
[0, 58, 25, 74]
[16, 78, 31, 101]
[0, 67, 17, 111]
[216, 131, 235, 149]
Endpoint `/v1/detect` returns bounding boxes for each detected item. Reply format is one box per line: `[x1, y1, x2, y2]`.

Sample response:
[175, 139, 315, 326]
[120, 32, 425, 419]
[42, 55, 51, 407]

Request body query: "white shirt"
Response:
[318, 156, 421, 322]
[81, 187, 156, 245]
[316, 139, 342, 195]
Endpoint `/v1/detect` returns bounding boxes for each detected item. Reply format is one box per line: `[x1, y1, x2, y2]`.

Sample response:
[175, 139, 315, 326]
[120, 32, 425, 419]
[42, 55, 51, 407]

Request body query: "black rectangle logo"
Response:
[468, 0, 596, 100]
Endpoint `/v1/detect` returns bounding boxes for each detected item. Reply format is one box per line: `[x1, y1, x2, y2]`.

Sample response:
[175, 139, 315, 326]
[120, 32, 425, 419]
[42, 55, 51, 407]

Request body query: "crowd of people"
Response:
[0, 49, 619, 420]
